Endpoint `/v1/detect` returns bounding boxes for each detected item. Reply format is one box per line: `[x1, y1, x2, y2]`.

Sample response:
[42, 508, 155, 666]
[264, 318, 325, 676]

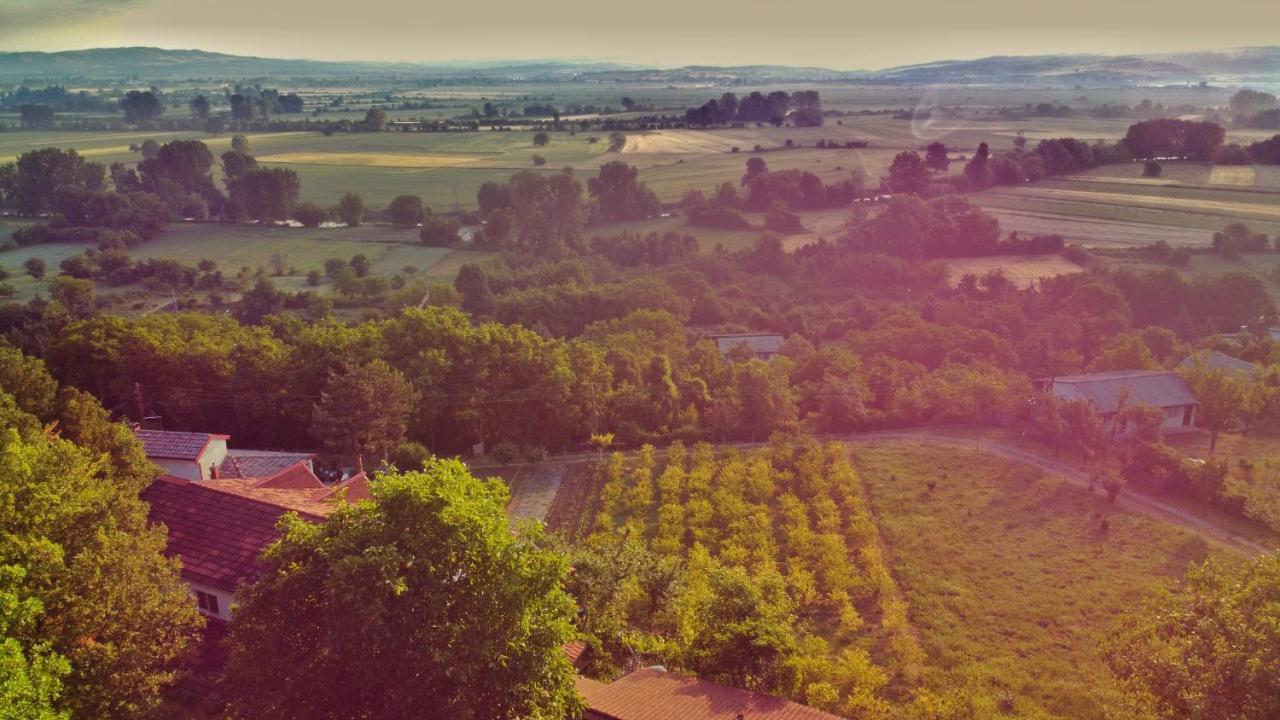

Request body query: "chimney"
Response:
[210, 464, 219, 480]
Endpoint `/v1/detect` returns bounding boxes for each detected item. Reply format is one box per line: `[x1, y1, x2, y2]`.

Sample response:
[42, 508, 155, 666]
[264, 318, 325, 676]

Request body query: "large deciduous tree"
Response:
[223, 462, 582, 720]
[1179, 364, 1248, 452]
[227, 167, 300, 222]
[335, 192, 365, 227]
[884, 151, 930, 195]
[8, 148, 105, 214]
[388, 194, 426, 227]
[120, 91, 164, 124]
[588, 161, 660, 222]
[0, 350, 202, 719]
[310, 359, 419, 468]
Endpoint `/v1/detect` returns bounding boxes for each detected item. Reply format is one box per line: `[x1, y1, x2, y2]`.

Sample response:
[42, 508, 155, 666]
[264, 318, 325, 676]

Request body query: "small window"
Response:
[196, 590, 220, 616]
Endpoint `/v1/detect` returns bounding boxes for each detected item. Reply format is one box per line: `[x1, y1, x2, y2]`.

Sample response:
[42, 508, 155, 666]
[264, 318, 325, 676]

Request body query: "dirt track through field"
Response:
[852, 431, 1272, 556]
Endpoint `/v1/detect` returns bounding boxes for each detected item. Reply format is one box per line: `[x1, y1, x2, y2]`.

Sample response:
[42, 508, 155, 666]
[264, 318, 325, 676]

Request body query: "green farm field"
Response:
[0, 220, 488, 304]
[974, 162, 1280, 249]
[0, 111, 1213, 210]
[854, 443, 1222, 719]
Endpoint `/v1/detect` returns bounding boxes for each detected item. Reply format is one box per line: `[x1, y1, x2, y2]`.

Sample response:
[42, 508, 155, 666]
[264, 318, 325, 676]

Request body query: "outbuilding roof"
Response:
[578, 668, 842, 720]
[1178, 350, 1258, 377]
[136, 430, 228, 460]
[1046, 370, 1196, 412]
[220, 450, 316, 480]
[710, 333, 785, 356]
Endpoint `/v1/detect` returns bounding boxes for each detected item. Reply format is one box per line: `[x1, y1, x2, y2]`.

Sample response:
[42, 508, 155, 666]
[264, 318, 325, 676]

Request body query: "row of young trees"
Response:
[572, 437, 917, 716]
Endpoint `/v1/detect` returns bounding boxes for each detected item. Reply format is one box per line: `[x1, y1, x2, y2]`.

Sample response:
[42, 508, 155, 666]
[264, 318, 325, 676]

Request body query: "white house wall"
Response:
[186, 581, 235, 621]
[153, 458, 202, 481]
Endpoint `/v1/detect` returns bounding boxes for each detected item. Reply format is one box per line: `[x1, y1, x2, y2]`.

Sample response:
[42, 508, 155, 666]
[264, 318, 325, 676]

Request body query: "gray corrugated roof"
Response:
[1049, 370, 1196, 411]
[1178, 350, 1258, 377]
[136, 430, 225, 460]
[712, 333, 784, 355]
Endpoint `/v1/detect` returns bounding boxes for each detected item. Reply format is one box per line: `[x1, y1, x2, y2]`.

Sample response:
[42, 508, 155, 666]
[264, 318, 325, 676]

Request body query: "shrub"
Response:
[764, 201, 804, 234]
[1213, 222, 1270, 257]
[1211, 143, 1253, 165]
[388, 195, 426, 227]
[419, 215, 462, 247]
[1063, 244, 1091, 265]
[531, 154, 547, 166]
[1142, 160, 1162, 177]
[687, 205, 752, 230]
[24, 257, 46, 279]
[293, 202, 329, 228]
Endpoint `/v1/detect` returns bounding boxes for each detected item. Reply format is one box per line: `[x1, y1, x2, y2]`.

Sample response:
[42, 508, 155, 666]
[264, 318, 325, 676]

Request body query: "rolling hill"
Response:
[0, 46, 1278, 85]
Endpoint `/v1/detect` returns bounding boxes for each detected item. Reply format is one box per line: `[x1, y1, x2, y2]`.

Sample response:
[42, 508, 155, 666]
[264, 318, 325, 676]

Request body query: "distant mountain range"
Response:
[1, 46, 1279, 86]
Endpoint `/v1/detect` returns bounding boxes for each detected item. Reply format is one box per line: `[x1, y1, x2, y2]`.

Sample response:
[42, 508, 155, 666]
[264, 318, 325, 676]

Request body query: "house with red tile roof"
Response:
[576, 668, 842, 720]
[135, 429, 320, 484]
[141, 472, 370, 621]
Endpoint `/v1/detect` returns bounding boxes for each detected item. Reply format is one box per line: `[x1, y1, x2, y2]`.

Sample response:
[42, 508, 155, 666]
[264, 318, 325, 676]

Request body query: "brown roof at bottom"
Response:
[579, 668, 842, 720]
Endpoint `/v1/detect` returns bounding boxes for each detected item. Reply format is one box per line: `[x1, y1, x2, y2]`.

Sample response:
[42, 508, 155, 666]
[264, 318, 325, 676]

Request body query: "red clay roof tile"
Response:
[141, 475, 325, 592]
[580, 668, 842, 720]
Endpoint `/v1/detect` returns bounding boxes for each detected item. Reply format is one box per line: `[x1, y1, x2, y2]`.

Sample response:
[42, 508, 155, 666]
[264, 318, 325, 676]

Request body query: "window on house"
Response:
[196, 590, 220, 615]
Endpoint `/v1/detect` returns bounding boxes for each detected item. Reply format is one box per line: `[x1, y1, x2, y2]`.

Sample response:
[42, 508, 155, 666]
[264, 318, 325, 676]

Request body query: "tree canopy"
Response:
[0, 346, 201, 719]
[223, 461, 581, 720]
[1108, 554, 1280, 719]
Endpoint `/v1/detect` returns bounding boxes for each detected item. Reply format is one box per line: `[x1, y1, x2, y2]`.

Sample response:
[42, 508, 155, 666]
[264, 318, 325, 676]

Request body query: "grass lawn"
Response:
[854, 443, 1221, 719]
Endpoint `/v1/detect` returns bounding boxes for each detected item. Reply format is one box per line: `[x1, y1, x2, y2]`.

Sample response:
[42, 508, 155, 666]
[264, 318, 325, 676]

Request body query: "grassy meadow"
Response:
[853, 443, 1221, 719]
[0, 219, 490, 305]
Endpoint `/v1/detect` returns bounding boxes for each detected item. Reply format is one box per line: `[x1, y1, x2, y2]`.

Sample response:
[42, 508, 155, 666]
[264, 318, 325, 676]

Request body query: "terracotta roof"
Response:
[220, 450, 315, 480]
[253, 463, 327, 490]
[318, 473, 371, 504]
[141, 476, 324, 592]
[564, 641, 587, 667]
[1047, 370, 1196, 411]
[199, 479, 340, 516]
[137, 430, 228, 460]
[579, 668, 842, 720]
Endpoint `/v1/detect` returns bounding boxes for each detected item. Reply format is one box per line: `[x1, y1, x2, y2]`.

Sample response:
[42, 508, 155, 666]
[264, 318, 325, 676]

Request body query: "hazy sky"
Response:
[2, 0, 1278, 69]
